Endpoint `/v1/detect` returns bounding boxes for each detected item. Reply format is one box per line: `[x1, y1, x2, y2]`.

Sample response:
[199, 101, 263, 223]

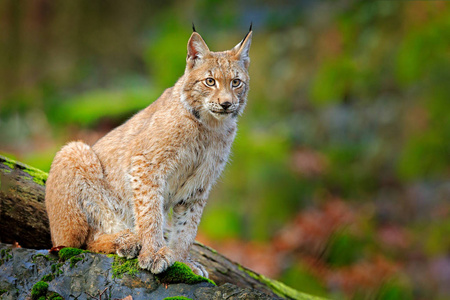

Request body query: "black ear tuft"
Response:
[239, 22, 253, 47]
[192, 22, 196, 32]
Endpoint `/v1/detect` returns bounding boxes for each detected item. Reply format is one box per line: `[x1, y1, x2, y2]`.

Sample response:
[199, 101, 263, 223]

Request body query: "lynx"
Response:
[45, 27, 252, 277]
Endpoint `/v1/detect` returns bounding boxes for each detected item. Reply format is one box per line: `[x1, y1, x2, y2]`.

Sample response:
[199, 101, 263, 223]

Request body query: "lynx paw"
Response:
[138, 246, 175, 274]
[185, 257, 209, 278]
[116, 241, 141, 259]
[115, 231, 141, 259]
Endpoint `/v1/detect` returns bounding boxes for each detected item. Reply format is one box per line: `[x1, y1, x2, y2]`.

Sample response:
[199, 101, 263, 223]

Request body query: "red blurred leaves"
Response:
[377, 225, 412, 251]
[291, 147, 328, 178]
[197, 234, 282, 278]
[199, 199, 401, 298]
[198, 199, 357, 278]
[326, 255, 399, 296]
[274, 199, 354, 255]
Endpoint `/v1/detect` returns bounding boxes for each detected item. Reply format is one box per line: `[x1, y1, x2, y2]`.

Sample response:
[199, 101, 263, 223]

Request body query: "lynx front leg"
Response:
[130, 154, 176, 274]
[169, 196, 208, 277]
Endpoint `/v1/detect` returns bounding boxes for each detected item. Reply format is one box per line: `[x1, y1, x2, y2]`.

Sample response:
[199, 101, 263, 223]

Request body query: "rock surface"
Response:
[0, 243, 275, 300]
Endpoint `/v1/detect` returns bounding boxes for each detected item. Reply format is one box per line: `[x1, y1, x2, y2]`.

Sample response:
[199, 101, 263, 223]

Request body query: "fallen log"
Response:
[0, 155, 322, 300]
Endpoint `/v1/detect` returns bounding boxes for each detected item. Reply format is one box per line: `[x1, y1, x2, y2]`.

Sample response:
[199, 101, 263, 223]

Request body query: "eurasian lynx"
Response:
[45, 27, 252, 277]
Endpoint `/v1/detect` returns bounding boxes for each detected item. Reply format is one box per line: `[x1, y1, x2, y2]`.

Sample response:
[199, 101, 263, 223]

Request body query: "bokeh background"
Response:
[1, 0, 449, 299]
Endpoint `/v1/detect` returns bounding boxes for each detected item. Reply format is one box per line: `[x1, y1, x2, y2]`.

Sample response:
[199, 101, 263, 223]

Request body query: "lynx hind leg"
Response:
[46, 141, 116, 248]
[46, 141, 100, 248]
[87, 230, 141, 258]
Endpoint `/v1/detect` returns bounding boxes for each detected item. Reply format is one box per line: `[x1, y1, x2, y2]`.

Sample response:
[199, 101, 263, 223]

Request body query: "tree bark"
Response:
[0, 155, 312, 300]
[0, 155, 51, 249]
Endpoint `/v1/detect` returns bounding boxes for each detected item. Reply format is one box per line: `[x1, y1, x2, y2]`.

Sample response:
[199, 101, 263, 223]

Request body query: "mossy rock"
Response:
[51, 262, 64, 275]
[57, 247, 89, 268]
[0, 248, 13, 266]
[31, 281, 48, 299]
[30, 280, 62, 300]
[41, 274, 55, 282]
[109, 255, 140, 279]
[58, 247, 87, 261]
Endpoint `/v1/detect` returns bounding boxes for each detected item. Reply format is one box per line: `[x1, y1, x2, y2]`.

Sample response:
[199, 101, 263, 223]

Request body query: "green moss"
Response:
[57, 248, 88, 268]
[163, 297, 193, 300]
[31, 281, 48, 299]
[69, 256, 84, 267]
[156, 262, 215, 286]
[0, 289, 8, 295]
[2, 160, 14, 170]
[238, 264, 327, 300]
[42, 263, 62, 290]
[109, 255, 140, 279]
[32, 253, 49, 263]
[58, 247, 87, 261]
[0, 248, 12, 266]
[22, 167, 48, 185]
[41, 274, 55, 282]
[0, 155, 48, 185]
[51, 262, 63, 275]
[0, 248, 12, 257]
[31, 279, 63, 300]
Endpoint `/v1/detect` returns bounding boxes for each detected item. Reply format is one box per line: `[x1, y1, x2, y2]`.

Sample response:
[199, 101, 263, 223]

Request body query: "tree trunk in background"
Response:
[0, 155, 316, 300]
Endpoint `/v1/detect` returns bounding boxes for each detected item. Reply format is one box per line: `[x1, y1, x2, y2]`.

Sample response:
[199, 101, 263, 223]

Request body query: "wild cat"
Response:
[45, 26, 252, 277]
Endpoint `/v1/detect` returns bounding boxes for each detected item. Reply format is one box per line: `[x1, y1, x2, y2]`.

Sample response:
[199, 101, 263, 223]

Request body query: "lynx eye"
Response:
[232, 79, 241, 88]
[205, 78, 216, 86]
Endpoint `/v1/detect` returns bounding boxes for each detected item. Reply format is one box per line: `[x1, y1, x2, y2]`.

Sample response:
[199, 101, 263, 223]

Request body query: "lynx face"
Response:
[181, 31, 252, 123]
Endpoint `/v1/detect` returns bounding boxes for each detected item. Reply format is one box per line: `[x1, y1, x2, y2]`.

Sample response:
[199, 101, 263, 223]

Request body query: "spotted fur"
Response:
[45, 29, 252, 277]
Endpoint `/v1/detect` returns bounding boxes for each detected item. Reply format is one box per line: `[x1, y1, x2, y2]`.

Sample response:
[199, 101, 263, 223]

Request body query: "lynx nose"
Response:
[220, 102, 232, 110]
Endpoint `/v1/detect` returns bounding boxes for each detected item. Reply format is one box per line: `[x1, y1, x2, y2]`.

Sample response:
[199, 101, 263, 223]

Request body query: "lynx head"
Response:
[180, 27, 252, 124]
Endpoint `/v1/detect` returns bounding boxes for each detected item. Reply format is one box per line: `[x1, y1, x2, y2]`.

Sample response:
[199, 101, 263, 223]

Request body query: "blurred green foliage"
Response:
[325, 230, 365, 267]
[376, 281, 414, 300]
[1, 0, 449, 299]
[280, 262, 328, 298]
[50, 87, 157, 127]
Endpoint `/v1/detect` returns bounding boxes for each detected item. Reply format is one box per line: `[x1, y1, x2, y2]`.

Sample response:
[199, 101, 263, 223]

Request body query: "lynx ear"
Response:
[187, 32, 209, 65]
[232, 26, 252, 69]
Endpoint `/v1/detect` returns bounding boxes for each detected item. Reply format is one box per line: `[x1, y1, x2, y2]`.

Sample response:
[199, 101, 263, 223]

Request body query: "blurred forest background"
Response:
[1, 0, 449, 299]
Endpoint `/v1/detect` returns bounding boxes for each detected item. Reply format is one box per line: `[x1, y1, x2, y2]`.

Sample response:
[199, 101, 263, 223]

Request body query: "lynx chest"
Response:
[165, 126, 235, 207]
